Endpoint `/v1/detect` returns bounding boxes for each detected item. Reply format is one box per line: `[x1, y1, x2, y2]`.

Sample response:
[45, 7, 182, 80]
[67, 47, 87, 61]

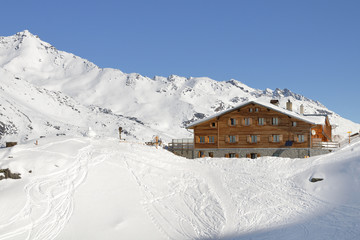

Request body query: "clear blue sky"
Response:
[1, 0, 359, 124]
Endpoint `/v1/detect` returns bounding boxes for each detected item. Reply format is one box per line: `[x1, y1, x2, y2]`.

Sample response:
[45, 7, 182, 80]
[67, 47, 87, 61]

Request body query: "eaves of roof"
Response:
[186, 100, 321, 129]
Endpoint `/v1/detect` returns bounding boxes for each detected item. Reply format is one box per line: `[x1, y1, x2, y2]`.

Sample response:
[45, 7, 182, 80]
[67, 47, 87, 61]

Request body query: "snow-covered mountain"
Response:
[0, 30, 359, 143]
[0, 68, 164, 143]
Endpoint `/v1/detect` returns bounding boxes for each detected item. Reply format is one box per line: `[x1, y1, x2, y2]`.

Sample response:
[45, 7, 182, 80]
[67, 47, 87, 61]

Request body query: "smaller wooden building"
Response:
[185, 100, 332, 159]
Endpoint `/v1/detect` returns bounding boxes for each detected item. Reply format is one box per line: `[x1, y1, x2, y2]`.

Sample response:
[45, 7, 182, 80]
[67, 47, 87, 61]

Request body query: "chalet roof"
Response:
[187, 100, 327, 129]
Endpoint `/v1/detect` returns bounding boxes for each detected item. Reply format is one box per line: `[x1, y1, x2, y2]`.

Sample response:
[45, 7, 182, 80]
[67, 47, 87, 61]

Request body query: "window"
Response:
[247, 135, 259, 143]
[199, 136, 205, 143]
[230, 118, 236, 126]
[272, 117, 279, 125]
[251, 153, 258, 159]
[244, 118, 251, 126]
[292, 122, 297, 127]
[229, 135, 237, 143]
[209, 136, 215, 143]
[198, 151, 204, 158]
[273, 135, 280, 142]
[258, 118, 265, 126]
[209, 152, 214, 158]
[298, 135, 305, 142]
[255, 108, 259, 112]
[210, 122, 217, 128]
[249, 108, 253, 113]
[229, 153, 236, 158]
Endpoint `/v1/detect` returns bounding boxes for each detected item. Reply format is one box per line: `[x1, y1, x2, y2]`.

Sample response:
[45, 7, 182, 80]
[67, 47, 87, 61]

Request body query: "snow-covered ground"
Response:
[0, 136, 359, 240]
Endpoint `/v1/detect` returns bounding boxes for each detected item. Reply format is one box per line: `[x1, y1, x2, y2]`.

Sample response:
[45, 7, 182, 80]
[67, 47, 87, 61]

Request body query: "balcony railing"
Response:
[168, 138, 194, 152]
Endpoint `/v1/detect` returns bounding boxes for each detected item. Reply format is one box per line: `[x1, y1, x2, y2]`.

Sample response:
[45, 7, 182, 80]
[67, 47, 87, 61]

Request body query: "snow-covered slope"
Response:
[0, 30, 359, 143]
[0, 136, 359, 239]
[0, 68, 167, 144]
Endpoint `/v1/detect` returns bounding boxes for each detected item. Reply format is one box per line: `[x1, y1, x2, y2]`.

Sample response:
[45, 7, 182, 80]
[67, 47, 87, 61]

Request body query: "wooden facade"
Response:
[188, 102, 331, 152]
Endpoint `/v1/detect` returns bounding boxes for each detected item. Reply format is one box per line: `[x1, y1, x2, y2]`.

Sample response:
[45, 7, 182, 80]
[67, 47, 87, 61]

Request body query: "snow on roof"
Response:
[302, 114, 328, 125]
[187, 100, 326, 128]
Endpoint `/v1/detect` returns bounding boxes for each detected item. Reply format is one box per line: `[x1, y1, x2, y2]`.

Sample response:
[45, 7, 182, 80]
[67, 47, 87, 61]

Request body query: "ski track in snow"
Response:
[1, 139, 360, 240]
[0, 138, 107, 240]
[101, 142, 226, 240]
[195, 150, 360, 240]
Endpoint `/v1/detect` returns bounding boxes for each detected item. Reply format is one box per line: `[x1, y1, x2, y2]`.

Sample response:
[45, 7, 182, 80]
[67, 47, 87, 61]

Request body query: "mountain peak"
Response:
[15, 30, 39, 39]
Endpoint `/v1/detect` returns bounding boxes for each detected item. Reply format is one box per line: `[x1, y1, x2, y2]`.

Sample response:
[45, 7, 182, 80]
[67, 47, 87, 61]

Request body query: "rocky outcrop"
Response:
[0, 168, 21, 180]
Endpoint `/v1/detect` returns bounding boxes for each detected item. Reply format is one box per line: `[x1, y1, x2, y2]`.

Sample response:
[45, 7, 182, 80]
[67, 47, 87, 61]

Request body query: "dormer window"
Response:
[249, 108, 253, 113]
[292, 122, 297, 127]
[255, 108, 259, 112]
[210, 122, 217, 128]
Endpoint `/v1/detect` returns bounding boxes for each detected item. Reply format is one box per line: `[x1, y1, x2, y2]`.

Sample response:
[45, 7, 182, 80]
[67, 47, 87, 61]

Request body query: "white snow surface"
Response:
[0, 136, 359, 240]
[0, 30, 359, 145]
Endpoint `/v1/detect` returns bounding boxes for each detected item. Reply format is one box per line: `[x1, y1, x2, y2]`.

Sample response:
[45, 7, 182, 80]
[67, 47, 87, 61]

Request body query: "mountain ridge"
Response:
[0, 30, 359, 143]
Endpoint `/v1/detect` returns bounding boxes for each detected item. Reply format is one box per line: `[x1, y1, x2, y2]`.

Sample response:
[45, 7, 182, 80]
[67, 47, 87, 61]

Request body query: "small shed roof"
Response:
[187, 100, 326, 129]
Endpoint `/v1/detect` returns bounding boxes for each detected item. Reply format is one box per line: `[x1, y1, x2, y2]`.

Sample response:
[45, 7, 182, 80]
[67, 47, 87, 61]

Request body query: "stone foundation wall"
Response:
[173, 148, 332, 159]
[172, 149, 194, 159]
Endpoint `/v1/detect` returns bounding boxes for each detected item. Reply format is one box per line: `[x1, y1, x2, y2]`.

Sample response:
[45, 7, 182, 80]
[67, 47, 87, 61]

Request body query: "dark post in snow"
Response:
[119, 127, 122, 141]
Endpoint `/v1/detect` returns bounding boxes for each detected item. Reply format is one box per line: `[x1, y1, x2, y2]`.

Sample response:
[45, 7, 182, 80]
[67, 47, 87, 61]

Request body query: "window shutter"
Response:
[196, 136, 200, 143]
[304, 134, 308, 142]
[249, 118, 253, 125]
[242, 118, 246, 125]
[205, 136, 209, 143]
[198, 152, 201, 158]
[201, 153, 205, 158]
[263, 118, 266, 125]
[279, 135, 283, 142]
[293, 135, 298, 142]
[225, 154, 229, 158]
[236, 135, 239, 142]
[228, 118, 231, 126]
[247, 135, 251, 143]
[246, 153, 251, 158]
[225, 136, 229, 143]
[269, 135, 273, 142]
[257, 135, 261, 142]
[235, 154, 239, 158]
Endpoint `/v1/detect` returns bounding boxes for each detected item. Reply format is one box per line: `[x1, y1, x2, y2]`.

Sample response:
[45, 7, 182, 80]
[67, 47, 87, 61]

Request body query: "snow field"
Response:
[0, 136, 359, 239]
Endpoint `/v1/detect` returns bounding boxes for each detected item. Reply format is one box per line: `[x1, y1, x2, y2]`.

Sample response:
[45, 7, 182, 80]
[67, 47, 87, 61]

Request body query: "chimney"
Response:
[270, 99, 279, 106]
[286, 100, 292, 111]
[300, 104, 304, 115]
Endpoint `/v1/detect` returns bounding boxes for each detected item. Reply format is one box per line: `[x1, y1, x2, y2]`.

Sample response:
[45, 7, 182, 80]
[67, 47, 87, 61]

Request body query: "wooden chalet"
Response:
[186, 100, 332, 159]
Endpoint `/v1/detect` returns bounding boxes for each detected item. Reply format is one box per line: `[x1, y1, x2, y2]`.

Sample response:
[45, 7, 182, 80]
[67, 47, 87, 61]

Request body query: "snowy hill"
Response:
[0, 136, 359, 239]
[0, 68, 166, 144]
[0, 30, 359, 143]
